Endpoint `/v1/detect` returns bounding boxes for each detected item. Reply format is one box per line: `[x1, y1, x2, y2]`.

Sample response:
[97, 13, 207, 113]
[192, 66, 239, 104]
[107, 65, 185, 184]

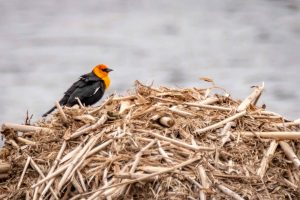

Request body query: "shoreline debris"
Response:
[0, 81, 299, 199]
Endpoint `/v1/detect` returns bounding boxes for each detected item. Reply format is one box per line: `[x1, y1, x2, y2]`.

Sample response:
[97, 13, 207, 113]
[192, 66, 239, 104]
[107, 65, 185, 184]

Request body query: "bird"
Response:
[43, 64, 113, 117]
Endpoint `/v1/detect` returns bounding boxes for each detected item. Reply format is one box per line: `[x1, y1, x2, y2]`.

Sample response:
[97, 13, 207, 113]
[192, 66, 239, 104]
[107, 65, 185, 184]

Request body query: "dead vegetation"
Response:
[0, 80, 300, 200]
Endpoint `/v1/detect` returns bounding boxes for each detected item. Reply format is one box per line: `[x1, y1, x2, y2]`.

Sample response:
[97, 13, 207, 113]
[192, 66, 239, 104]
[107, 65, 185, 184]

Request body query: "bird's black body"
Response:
[43, 72, 106, 117]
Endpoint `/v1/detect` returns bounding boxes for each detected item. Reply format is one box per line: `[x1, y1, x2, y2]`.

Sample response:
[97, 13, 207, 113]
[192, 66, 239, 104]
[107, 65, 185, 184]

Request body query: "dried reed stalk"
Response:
[92, 157, 201, 194]
[40, 141, 67, 198]
[216, 184, 244, 200]
[17, 156, 31, 190]
[70, 114, 107, 139]
[219, 122, 235, 147]
[16, 137, 36, 145]
[30, 158, 59, 199]
[257, 140, 278, 178]
[237, 83, 264, 112]
[198, 165, 210, 200]
[138, 129, 214, 151]
[55, 101, 68, 123]
[0, 162, 10, 174]
[2, 123, 51, 133]
[195, 111, 246, 134]
[89, 95, 114, 114]
[236, 131, 300, 140]
[279, 141, 300, 168]
[184, 102, 232, 111]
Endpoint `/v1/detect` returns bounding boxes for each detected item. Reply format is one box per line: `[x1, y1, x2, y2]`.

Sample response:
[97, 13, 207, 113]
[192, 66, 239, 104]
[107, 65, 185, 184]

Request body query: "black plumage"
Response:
[43, 71, 108, 117]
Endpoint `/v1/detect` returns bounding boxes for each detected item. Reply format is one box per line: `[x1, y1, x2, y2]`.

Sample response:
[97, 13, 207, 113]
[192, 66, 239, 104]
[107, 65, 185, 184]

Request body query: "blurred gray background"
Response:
[1, 0, 300, 125]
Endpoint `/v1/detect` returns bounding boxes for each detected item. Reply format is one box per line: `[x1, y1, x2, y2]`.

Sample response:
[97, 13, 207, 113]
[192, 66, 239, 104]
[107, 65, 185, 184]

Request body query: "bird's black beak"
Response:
[103, 68, 113, 73]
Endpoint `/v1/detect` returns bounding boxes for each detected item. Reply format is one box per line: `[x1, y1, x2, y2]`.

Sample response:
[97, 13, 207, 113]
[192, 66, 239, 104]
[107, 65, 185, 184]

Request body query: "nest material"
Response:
[0, 81, 300, 200]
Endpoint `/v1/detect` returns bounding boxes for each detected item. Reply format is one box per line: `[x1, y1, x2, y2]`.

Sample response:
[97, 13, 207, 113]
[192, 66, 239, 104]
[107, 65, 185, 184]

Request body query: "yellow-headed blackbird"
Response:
[43, 64, 113, 117]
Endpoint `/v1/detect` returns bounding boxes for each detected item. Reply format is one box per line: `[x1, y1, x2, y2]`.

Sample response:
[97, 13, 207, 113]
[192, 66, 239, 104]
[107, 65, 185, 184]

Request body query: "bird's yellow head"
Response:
[92, 64, 113, 89]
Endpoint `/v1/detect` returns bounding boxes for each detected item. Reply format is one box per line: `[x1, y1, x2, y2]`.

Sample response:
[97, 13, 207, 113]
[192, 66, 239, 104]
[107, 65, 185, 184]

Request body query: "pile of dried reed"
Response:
[1, 81, 300, 200]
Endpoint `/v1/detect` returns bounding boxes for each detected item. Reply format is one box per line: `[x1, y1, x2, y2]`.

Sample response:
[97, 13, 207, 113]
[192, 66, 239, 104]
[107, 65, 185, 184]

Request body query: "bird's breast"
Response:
[102, 76, 110, 89]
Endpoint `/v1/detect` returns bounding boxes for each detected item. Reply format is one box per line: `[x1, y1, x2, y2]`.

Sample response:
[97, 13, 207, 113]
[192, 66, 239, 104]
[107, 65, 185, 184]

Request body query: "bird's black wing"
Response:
[59, 73, 98, 105]
[65, 75, 105, 106]
[43, 73, 103, 117]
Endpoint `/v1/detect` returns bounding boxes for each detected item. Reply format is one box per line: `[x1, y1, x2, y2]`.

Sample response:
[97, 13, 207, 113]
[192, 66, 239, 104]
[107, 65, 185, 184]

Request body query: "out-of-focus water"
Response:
[1, 0, 300, 126]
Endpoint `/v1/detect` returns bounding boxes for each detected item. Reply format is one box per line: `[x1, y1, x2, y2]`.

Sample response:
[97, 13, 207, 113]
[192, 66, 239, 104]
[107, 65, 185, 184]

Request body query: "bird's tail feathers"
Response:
[42, 106, 56, 117]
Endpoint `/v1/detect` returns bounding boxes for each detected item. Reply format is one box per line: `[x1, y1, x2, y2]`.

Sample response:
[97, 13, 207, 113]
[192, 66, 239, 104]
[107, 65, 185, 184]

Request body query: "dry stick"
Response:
[57, 136, 96, 192]
[55, 101, 68, 123]
[132, 106, 157, 118]
[89, 95, 114, 114]
[236, 131, 300, 140]
[279, 141, 300, 168]
[75, 97, 84, 108]
[40, 141, 67, 198]
[137, 129, 214, 151]
[0, 173, 9, 179]
[71, 177, 84, 193]
[216, 184, 245, 200]
[220, 122, 235, 147]
[31, 164, 69, 189]
[32, 184, 39, 200]
[30, 159, 59, 200]
[115, 140, 157, 198]
[169, 106, 196, 117]
[275, 119, 300, 128]
[198, 97, 219, 105]
[151, 115, 175, 128]
[88, 139, 113, 156]
[2, 123, 51, 133]
[17, 156, 31, 189]
[74, 114, 96, 123]
[157, 140, 173, 164]
[7, 139, 20, 150]
[114, 173, 157, 180]
[0, 162, 10, 174]
[60, 139, 87, 164]
[91, 157, 201, 194]
[195, 111, 246, 134]
[66, 134, 105, 185]
[184, 102, 232, 111]
[257, 140, 278, 178]
[88, 164, 131, 200]
[112, 95, 137, 101]
[198, 166, 210, 200]
[237, 83, 264, 112]
[119, 100, 132, 114]
[16, 137, 36, 145]
[131, 140, 156, 173]
[70, 114, 107, 139]
[77, 170, 87, 192]
[102, 168, 112, 200]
